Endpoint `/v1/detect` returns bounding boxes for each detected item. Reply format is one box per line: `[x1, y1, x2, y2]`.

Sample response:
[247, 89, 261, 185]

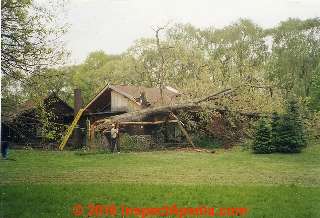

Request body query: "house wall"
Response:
[111, 91, 140, 112]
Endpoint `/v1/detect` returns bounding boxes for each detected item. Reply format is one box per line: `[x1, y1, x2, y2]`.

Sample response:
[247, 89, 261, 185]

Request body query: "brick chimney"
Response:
[74, 88, 83, 115]
[73, 88, 84, 147]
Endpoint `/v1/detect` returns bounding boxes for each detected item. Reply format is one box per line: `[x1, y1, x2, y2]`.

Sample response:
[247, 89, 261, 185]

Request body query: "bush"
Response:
[252, 100, 307, 154]
[305, 111, 320, 140]
[271, 112, 281, 150]
[119, 133, 151, 152]
[193, 135, 223, 149]
[239, 139, 253, 151]
[274, 100, 306, 153]
[252, 119, 274, 154]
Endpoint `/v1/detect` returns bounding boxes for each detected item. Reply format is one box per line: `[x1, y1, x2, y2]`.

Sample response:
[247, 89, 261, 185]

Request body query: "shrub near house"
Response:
[253, 100, 307, 154]
[252, 119, 274, 154]
[276, 100, 306, 153]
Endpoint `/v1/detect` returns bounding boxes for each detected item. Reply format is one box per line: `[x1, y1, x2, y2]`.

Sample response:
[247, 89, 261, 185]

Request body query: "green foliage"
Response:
[309, 63, 320, 111]
[1, 0, 66, 79]
[193, 135, 223, 149]
[35, 106, 64, 143]
[305, 111, 320, 140]
[1, 0, 68, 142]
[253, 100, 307, 154]
[270, 112, 281, 148]
[1, 76, 24, 118]
[275, 100, 306, 153]
[267, 18, 320, 107]
[239, 139, 253, 151]
[119, 133, 150, 152]
[252, 119, 275, 153]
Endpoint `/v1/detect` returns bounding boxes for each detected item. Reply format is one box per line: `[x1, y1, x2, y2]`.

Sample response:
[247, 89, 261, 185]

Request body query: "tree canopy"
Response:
[1, 0, 67, 81]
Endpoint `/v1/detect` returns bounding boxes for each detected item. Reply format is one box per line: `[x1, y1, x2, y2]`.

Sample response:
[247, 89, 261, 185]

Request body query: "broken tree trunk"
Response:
[92, 87, 264, 144]
[169, 112, 195, 148]
[94, 103, 200, 132]
[94, 88, 235, 132]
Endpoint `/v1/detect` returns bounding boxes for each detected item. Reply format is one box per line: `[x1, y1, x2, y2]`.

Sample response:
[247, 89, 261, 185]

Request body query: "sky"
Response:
[63, 0, 320, 64]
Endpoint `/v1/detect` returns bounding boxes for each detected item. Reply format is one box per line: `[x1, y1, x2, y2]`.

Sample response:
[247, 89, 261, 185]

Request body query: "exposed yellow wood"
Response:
[170, 113, 195, 148]
[59, 109, 85, 150]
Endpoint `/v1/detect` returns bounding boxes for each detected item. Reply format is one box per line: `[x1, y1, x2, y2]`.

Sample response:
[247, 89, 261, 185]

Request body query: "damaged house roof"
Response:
[110, 85, 179, 106]
[84, 84, 180, 113]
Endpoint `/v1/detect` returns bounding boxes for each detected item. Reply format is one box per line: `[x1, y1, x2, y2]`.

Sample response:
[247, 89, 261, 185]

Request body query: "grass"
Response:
[1, 144, 320, 217]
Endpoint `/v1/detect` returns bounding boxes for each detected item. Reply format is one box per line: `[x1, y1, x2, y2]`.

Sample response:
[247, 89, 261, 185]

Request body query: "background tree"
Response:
[267, 18, 320, 106]
[1, 0, 68, 141]
[1, 0, 67, 80]
[128, 20, 282, 114]
[1, 0, 67, 111]
[309, 63, 320, 111]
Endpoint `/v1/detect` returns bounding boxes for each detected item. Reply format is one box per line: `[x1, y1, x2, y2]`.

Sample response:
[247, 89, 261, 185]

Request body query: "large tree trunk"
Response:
[93, 88, 235, 132]
[93, 87, 265, 134]
[93, 103, 200, 131]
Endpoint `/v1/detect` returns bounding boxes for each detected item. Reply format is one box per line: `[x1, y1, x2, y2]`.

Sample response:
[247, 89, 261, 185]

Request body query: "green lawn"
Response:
[1, 144, 320, 217]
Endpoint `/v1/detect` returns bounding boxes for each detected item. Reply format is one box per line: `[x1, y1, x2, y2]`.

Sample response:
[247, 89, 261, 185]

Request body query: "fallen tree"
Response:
[93, 87, 264, 132]
[89, 87, 269, 148]
[94, 102, 198, 130]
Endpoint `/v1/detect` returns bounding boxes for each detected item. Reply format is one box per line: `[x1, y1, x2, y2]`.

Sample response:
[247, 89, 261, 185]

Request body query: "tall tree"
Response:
[309, 63, 320, 111]
[1, 0, 68, 141]
[267, 18, 320, 99]
[201, 19, 268, 87]
[1, 0, 67, 81]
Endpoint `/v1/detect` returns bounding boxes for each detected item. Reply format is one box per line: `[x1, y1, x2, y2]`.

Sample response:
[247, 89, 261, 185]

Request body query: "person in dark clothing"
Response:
[1, 126, 10, 159]
[1, 141, 9, 159]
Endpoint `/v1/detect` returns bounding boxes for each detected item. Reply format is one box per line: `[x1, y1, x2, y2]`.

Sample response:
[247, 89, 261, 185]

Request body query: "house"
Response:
[1, 93, 74, 147]
[81, 84, 180, 122]
[69, 84, 183, 148]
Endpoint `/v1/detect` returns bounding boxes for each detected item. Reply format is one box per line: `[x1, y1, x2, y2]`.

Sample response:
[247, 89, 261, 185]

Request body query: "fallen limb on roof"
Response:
[91, 87, 268, 149]
[93, 87, 266, 132]
[94, 88, 235, 132]
[93, 103, 199, 132]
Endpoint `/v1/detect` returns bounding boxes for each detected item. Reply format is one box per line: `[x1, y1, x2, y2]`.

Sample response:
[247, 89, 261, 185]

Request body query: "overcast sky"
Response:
[64, 0, 320, 64]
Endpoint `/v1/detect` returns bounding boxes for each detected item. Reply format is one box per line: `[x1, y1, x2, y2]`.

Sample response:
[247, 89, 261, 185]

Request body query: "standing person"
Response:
[1, 127, 10, 159]
[110, 123, 120, 153]
[1, 141, 9, 159]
